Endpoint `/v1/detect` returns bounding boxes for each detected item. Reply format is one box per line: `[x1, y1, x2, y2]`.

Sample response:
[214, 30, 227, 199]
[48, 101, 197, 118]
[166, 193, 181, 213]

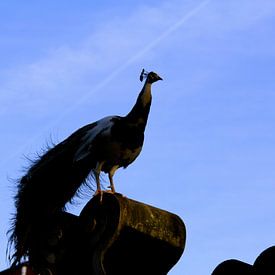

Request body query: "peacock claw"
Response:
[94, 189, 115, 203]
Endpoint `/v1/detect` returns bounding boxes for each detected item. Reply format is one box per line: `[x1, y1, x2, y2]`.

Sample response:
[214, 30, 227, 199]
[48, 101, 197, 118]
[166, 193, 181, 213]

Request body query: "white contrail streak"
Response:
[71, 0, 211, 107]
[1, 0, 211, 167]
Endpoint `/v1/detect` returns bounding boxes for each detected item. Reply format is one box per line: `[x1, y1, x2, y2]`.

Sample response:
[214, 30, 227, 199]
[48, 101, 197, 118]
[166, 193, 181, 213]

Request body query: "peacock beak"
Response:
[158, 76, 163, 81]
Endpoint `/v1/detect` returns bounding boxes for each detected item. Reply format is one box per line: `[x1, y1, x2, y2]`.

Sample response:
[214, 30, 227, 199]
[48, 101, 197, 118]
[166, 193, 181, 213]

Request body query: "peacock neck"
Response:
[125, 80, 152, 130]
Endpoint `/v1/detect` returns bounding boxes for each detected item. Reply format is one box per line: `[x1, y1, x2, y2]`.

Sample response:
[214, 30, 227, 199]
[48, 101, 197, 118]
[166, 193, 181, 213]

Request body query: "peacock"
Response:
[8, 69, 162, 267]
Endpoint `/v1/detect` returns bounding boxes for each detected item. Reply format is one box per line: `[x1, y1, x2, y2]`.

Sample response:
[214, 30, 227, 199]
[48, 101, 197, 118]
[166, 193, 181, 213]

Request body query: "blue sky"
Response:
[1, 0, 275, 274]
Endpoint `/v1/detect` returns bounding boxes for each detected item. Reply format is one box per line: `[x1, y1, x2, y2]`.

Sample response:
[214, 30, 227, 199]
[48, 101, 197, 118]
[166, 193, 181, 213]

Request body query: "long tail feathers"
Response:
[7, 140, 97, 266]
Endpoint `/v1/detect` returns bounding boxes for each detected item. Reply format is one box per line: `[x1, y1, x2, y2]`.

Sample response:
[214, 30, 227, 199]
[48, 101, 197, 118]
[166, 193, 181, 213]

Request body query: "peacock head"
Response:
[140, 69, 163, 83]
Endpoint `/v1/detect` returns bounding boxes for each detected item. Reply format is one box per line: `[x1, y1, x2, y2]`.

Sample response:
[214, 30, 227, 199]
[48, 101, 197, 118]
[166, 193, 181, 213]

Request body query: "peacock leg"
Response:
[108, 165, 119, 193]
[94, 161, 104, 198]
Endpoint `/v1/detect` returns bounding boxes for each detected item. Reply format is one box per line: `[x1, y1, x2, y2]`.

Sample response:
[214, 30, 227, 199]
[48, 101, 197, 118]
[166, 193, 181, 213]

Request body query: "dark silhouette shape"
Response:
[212, 260, 255, 275]
[2, 193, 185, 275]
[8, 70, 162, 267]
[254, 246, 275, 275]
[212, 246, 275, 275]
[78, 193, 185, 275]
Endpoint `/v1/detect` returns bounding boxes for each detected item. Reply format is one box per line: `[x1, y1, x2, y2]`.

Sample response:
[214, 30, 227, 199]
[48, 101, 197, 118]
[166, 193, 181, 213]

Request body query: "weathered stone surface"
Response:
[2, 193, 185, 275]
[78, 192, 186, 275]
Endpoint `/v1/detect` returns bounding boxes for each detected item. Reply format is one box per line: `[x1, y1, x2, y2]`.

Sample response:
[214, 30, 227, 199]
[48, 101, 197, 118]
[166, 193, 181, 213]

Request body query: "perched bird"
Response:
[8, 69, 162, 267]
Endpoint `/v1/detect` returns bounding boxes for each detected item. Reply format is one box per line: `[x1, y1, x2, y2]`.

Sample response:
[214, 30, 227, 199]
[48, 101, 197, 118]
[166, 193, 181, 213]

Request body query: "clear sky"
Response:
[1, 0, 275, 274]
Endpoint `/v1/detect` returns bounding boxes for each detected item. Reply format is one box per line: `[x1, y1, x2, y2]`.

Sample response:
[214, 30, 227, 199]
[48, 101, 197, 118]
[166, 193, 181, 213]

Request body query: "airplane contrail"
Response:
[73, 0, 211, 107]
[1, 0, 211, 168]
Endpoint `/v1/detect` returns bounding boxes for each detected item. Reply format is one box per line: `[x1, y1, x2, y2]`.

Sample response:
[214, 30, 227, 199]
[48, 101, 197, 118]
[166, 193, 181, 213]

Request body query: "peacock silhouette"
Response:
[8, 69, 162, 267]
